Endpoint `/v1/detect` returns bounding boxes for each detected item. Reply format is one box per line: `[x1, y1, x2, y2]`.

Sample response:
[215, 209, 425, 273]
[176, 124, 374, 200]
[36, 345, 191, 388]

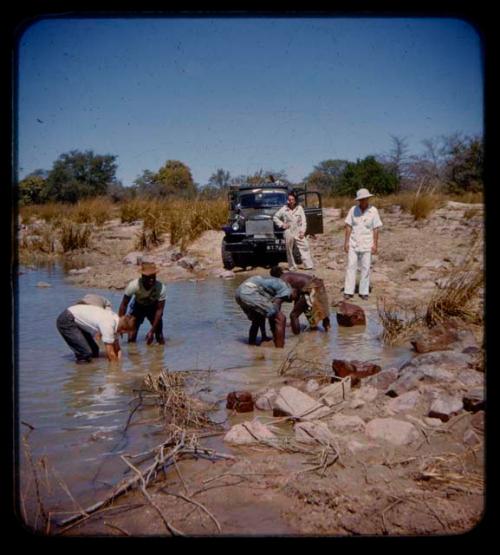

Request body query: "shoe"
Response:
[343, 294, 353, 300]
[359, 295, 369, 300]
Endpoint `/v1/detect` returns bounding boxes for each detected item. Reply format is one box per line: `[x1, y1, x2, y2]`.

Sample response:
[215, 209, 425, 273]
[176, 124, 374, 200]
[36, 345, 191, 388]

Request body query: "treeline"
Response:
[18, 133, 483, 205]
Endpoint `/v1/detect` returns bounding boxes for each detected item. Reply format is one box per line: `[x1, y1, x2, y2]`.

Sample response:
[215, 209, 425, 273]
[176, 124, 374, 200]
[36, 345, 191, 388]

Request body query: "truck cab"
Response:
[221, 181, 323, 270]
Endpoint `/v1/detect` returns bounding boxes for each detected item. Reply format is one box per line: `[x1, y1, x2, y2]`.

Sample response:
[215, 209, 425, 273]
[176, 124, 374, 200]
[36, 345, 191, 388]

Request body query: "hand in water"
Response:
[146, 330, 154, 345]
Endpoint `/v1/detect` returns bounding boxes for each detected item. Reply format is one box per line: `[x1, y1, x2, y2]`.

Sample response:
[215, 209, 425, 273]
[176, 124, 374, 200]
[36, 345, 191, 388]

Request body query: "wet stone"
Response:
[336, 301, 366, 327]
[332, 360, 381, 387]
[272, 386, 331, 421]
[226, 391, 254, 413]
[224, 420, 277, 445]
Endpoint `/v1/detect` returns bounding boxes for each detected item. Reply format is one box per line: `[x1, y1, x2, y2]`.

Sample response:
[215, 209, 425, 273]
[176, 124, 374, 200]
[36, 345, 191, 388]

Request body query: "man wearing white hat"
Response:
[343, 188, 383, 300]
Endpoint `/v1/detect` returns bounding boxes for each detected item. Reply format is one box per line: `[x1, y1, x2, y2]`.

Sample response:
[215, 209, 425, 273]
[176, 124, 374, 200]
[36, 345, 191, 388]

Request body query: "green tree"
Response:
[155, 160, 197, 198]
[305, 159, 349, 194]
[336, 156, 399, 196]
[18, 170, 48, 204]
[44, 150, 118, 203]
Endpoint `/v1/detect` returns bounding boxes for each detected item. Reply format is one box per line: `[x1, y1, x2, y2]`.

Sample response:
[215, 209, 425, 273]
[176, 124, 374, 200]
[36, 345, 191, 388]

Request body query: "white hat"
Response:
[355, 188, 374, 201]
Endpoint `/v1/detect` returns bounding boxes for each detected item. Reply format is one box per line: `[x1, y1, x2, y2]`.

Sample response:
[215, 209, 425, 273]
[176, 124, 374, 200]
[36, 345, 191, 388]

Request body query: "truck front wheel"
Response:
[221, 239, 235, 270]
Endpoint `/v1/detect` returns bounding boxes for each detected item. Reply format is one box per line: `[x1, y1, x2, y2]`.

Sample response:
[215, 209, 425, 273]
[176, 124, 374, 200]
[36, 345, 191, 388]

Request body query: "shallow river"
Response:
[16, 264, 411, 524]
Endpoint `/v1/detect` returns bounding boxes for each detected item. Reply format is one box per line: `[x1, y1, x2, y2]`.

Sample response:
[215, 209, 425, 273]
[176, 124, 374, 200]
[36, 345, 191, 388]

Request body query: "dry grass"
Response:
[376, 297, 425, 345]
[59, 222, 92, 252]
[142, 369, 220, 433]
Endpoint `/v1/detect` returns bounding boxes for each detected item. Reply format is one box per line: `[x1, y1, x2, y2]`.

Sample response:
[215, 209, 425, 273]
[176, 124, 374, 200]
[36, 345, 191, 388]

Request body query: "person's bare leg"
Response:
[249, 320, 260, 345]
[271, 312, 286, 348]
[259, 317, 272, 342]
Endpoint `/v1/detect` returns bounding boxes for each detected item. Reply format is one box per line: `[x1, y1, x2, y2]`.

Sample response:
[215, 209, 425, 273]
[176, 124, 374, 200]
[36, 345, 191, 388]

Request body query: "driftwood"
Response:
[58, 431, 235, 531]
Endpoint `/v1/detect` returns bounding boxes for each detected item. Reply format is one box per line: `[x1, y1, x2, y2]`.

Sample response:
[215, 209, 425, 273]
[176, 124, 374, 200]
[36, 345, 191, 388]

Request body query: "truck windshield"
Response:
[239, 191, 287, 209]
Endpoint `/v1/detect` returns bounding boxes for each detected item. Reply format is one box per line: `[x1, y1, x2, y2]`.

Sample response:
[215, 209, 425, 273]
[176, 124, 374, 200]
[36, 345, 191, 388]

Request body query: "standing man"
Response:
[56, 304, 135, 363]
[273, 192, 314, 271]
[119, 261, 167, 345]
[270, 266, 330, 333]
[343, 188, 383, 301]
[235, 274, 296, 348]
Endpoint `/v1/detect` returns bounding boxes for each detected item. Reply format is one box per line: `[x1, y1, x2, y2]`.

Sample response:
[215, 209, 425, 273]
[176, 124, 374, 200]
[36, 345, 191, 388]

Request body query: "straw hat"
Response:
[355, 188, 374, 201]
[140, 261, 157, 276]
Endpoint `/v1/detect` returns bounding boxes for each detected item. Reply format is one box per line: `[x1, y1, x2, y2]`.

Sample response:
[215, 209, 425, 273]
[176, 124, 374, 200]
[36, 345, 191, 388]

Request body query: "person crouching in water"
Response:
[119, 262, 167, 345]
[56, 303, 135, 363]
[235, 275, 296, 348]
[270, 265, 330, 333]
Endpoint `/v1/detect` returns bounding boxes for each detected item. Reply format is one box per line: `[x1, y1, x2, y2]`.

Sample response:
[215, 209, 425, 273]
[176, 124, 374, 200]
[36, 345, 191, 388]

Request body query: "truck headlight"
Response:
[232, 221, 240, 231]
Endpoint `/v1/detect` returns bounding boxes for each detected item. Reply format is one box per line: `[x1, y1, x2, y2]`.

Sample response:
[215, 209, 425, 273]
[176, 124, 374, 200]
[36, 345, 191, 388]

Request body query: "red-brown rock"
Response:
[336, 302, 366, 327]
[226, 391, 254, 413]
[332, 359, 381, 387]
[410, 325, 459, 354]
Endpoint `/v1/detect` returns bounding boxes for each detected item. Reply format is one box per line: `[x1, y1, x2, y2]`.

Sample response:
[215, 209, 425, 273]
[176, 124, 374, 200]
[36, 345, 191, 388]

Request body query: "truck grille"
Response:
[245, 219, 274, 236]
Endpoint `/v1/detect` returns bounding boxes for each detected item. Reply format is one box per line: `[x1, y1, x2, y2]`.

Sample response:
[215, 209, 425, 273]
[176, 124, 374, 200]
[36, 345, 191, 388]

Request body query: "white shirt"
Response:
[273, 204, 307, 236]
[67, 304, 120, 344]
[345, 205, 383, 252]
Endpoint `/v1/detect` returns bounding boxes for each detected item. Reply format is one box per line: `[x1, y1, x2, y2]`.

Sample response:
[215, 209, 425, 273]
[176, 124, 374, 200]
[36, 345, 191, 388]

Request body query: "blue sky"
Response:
[17, 16, 483, 187]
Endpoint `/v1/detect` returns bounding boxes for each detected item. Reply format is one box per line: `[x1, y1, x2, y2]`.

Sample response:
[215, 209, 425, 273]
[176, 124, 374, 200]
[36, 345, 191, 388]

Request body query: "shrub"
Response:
[60, 222, 92, 251]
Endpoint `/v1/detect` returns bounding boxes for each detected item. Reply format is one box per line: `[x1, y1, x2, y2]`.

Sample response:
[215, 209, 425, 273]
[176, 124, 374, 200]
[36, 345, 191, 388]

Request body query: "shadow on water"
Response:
[16, 264, 411, 517]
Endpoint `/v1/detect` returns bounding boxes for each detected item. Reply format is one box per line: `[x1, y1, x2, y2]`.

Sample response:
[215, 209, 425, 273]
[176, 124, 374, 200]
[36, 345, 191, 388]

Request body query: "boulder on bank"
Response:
[224, 419, 277, 445]
[365, 417, 420, 446]
[336, 301, 366, 327]
[294, 421, 338, 445]
[364, 367, 399, 391]
[462, 387, 485, 413]
[386, 390, 421, 414]
[332, 360, 381, 386]
[410, 326, 459, 354]
[428, 393, 463, 422]
[272, 386, 331, 420]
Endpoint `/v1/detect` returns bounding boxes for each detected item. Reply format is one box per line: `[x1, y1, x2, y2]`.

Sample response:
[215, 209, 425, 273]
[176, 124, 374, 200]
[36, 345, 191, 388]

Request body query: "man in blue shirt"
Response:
[235, 275, 296, 348]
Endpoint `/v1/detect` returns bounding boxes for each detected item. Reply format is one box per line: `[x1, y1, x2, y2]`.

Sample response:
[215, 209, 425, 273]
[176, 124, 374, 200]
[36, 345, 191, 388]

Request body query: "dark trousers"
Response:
[130, 301, 163, 336]
[56, 309, 99, 362]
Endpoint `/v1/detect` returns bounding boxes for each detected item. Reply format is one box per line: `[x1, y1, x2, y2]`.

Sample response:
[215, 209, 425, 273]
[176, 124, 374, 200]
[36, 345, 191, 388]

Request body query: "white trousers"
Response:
[344, 248, 371, 295]
[285, 230, 314, 270]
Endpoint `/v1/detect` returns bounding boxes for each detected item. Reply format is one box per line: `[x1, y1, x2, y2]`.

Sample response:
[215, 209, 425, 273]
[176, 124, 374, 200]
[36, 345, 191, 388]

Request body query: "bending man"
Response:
[57, 304, 135, 363]
[235, 275, 295, 348]
[270, 265, 330, 334]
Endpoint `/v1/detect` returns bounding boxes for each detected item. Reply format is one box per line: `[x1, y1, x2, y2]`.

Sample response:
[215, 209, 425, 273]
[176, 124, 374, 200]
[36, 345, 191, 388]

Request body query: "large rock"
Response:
[419, 365, 455, 383]
[428, 394, 463, 422]
[224, 420, 277, 445]
[254, 389, 278, 411]
[332, 360, 381, 386]
[328, 414, 366, 432]
[365, 418, 420, 446]
[404, 350, 472, 369]
[336, 301, 366, 327]
[410, 326, 459, 353]
[294, 421, 338, 445]
[364, 367, 399, 391]
[317, 378, 351, 406]
[457, 369, 484, 388]
[385, 369, 424, 397]
[272, 386, 331, 420]
[226, 391, 254, 413]
[386, 390, 420, 414]
[462, 387, 485, 413]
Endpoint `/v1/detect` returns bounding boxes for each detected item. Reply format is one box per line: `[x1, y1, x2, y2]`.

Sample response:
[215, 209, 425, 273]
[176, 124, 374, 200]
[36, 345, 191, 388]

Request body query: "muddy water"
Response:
[17, 265, 410, 525]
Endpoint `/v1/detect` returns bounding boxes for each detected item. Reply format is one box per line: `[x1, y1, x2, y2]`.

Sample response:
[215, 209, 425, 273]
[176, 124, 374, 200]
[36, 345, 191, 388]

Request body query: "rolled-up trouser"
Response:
[284, 229, 314, 270]
[56, 309, 99, 361]
[129, 301, 163, 336]
[344, 248, 371, 296]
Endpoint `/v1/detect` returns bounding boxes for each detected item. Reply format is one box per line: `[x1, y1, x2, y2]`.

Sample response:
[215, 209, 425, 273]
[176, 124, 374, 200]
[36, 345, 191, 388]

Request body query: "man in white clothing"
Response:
[273, 192, 314, 271]
[56, 304, 135, 363]
[343, 188, 383, 301]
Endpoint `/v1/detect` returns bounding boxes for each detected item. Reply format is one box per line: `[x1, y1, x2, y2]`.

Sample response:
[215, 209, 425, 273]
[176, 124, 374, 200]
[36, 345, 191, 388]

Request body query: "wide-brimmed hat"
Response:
[355, 188, 374, 201]
[140, 261, 157, 276]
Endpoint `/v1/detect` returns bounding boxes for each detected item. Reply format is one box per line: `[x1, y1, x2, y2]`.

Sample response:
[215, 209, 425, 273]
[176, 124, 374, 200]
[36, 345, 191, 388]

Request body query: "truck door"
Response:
[297, 191, 323, 235]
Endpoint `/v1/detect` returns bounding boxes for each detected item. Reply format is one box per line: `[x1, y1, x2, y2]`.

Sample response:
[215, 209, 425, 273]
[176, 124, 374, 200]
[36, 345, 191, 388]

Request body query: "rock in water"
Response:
[272, 386, 331, 420]
[226, 391, 254, 413]
[332, 359, 381, 386]
[336, 301, 366, 327]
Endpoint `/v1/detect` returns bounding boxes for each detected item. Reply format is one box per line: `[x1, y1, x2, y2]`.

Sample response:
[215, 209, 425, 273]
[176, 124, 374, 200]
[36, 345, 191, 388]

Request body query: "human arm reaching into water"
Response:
[145, 300, 165, 345]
